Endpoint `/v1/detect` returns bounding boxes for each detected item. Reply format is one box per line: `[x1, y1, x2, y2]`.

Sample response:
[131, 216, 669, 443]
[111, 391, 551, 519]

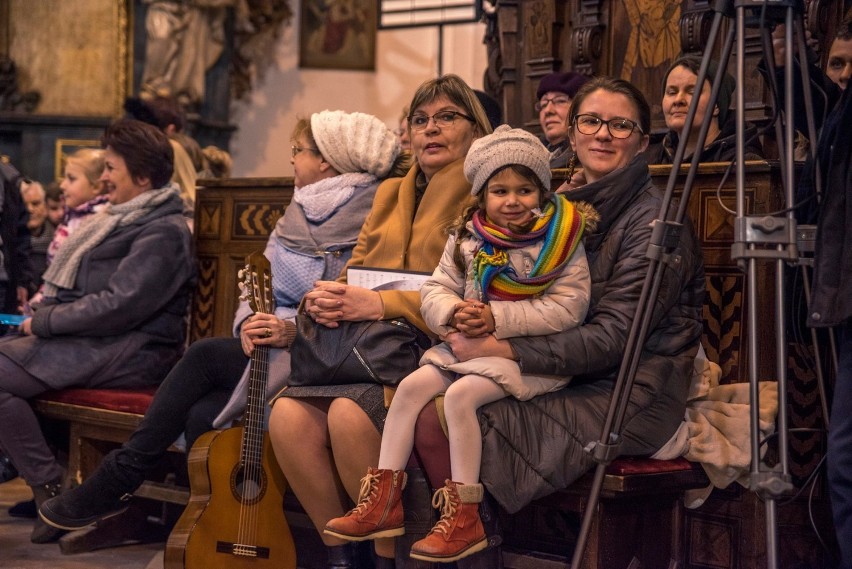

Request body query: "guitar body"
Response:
[164, 426, 296, 569]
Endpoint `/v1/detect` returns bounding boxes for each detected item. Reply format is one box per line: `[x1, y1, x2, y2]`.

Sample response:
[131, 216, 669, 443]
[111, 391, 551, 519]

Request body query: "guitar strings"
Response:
[237, 270, 273, 555]
[237, 342, 269, 554]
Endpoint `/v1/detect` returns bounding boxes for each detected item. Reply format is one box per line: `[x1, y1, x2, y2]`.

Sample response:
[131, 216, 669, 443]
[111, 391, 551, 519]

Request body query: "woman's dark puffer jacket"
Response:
[477, 156, 706, 513]
[644, 114, 764, 165]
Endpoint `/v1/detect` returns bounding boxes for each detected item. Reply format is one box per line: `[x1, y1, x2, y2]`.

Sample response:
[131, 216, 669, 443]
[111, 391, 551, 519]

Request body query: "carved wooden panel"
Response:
[683, 483, 836, 568]
[232, 202, 288, 239]
[189, 177, 294, 341]
[651, 162, 783, 385]
[190, 256, 218, 343]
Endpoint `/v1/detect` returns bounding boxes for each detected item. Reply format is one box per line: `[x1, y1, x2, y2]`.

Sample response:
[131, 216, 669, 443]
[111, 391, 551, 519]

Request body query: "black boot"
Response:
[2, 454, 37, 518]
[327, 542, 358, 568]
[38, 452, 135, 531]
[30, 477, 67, 544]
[8, 499, 37, 518]
[1, 453, 18, 483]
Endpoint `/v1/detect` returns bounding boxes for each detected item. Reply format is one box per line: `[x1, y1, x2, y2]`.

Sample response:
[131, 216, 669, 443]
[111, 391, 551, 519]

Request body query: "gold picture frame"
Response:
[299, 0, 377, 70]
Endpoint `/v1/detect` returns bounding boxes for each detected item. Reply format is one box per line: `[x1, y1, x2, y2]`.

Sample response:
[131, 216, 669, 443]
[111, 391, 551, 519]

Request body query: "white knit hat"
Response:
[310, 110, 401, 177]
[464, 125, 551, 196]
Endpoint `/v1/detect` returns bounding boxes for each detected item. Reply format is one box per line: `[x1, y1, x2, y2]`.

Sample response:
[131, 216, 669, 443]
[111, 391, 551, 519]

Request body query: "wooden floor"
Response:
[0, 478, 164, 569]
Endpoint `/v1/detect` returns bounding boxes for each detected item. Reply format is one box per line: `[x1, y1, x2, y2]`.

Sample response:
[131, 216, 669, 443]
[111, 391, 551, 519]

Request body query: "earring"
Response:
[565, 152, 578, 182]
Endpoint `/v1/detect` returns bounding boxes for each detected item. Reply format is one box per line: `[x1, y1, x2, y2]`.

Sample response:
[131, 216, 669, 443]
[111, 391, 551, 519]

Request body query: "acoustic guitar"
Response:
[165, 252, 296, 569]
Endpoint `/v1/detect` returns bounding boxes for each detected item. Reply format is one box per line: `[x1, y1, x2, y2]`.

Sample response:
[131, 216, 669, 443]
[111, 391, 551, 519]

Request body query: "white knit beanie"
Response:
[464, 125, 551, 196]
[310, 110, 401, 177]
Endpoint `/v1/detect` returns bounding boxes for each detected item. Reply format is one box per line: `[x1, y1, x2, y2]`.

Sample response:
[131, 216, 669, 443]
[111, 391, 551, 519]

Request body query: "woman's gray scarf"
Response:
[291, 172, 376, 223]
[42, 185, 178, 297]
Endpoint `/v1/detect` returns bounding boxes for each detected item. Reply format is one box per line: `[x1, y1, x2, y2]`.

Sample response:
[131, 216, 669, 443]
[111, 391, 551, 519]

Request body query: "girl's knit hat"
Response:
[464, 125, 552, 196]
[310, 110, 400, 177]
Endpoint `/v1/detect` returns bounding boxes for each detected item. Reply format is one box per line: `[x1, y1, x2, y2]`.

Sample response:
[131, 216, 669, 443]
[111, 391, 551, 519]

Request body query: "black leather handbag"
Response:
[288, 315, 432, 387]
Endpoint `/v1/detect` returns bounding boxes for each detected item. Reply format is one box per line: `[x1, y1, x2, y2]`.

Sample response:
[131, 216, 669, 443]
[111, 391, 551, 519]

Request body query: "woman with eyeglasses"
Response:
[268, 74, 492, 569]
[535, 71, 590, 168]
[38, 110, 407, 536]
[644, 55, 764, 165]
[428, 76, 706, 517]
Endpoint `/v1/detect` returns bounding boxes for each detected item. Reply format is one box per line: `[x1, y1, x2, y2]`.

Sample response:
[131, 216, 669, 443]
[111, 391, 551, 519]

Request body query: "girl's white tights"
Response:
[378, 365, 507, 485]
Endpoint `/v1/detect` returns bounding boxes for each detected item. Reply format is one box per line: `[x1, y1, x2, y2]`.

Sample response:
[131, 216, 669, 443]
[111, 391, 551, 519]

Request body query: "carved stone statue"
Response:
[141, 0, 236, 108]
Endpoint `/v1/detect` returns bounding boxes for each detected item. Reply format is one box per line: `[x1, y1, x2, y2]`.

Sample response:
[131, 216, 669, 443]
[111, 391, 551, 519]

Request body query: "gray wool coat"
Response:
[0, 191, 195, 388]
[476, 156, 706, 513]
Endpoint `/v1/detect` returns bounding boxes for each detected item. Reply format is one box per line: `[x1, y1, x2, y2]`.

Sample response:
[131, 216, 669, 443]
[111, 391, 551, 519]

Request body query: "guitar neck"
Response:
[241, 343, 270, 467]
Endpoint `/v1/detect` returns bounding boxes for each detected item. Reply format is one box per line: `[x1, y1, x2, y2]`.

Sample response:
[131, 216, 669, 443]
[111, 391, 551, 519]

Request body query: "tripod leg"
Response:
[800, 264, 831, 428]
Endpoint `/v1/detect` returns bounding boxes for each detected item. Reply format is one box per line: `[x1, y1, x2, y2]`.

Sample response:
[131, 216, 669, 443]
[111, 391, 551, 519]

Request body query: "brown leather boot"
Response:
[409, 480, 487, 563]
[324, 467, 407, 541]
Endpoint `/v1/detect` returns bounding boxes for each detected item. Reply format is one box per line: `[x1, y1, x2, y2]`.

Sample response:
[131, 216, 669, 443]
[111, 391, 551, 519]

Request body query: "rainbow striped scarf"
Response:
[472, 195, 585, 301]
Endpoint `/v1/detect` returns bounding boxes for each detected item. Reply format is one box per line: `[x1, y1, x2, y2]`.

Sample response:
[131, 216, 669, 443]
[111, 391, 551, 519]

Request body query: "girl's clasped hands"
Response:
[449, 299, 494, 338]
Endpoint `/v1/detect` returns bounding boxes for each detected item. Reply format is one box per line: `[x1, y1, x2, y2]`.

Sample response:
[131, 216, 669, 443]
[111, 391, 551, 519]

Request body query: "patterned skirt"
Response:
[274, 382, 388, 433]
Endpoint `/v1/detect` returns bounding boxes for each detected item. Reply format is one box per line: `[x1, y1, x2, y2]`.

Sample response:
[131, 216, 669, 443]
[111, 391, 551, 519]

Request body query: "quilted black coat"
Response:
[477, 155, 706, 513]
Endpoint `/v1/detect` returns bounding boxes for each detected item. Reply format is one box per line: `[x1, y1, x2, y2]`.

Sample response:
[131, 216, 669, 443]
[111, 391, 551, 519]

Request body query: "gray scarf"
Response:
[292, 172, 376, 222]
[42, 185, 178, 297]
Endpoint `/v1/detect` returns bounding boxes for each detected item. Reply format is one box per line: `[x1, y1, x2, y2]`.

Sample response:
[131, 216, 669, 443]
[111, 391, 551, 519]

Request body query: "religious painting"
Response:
[615, 0, 682, 130]
[299, 0, 377, 70]
[3, 0, 132, 117]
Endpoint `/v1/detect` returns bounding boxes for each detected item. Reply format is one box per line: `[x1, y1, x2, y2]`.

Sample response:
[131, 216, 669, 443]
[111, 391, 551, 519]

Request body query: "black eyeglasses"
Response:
[534, 95, 571, 112]
[573, 114, 642, 139]
[408, 111, 474, 132]
[291, 145, 319, 158]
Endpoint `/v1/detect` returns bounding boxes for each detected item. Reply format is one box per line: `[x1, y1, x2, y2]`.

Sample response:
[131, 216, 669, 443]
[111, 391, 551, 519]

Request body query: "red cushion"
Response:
[36, 387, 158, 415]
[606, 456, 694, 475]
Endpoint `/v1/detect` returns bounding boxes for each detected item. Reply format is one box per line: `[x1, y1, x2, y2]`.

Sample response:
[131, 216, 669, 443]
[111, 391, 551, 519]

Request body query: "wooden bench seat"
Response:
[31, 384, 709, 568]
[503, 457, 709, 569]
[33, 387, 189, 505]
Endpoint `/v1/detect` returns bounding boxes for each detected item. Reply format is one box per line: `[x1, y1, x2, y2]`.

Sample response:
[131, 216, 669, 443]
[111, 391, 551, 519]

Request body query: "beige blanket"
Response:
[652, 348, 779, 506]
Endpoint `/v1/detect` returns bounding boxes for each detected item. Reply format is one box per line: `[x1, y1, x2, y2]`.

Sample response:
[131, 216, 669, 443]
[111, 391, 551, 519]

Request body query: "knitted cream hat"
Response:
[464, 125, 552, 196]
[310, 110, 400, 177]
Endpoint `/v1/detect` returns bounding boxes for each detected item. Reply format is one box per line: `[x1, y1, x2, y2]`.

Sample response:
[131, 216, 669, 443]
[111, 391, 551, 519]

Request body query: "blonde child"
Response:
[47, 148, 108, 264]
[325, 125, 594, 563]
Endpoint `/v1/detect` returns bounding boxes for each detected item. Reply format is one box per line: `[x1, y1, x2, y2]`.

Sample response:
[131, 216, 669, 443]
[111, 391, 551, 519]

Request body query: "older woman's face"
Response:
[291, 134, 327, 188]
[662, 65, 715, 134]
[100, 147, 152, 205]
[410, 95, 477, 180]
[568, 89, 649, 184]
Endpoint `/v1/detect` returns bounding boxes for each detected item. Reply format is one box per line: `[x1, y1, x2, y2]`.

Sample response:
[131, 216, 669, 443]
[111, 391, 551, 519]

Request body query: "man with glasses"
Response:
[535, 71, 590, 168]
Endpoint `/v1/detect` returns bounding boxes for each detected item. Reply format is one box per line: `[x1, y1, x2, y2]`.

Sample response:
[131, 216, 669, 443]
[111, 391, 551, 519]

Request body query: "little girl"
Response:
[325, 125, 594, 563]
[47, 148, 109, 264]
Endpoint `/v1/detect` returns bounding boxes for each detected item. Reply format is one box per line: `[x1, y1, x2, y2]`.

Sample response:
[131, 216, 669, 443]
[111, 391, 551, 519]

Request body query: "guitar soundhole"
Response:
[230, 464, 267, 506]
